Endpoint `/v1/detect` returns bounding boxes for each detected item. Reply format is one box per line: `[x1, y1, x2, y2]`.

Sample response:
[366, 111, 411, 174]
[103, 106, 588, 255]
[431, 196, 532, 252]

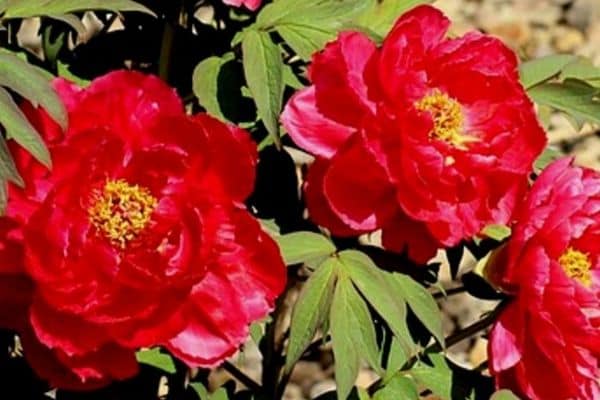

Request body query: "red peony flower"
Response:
[281, 5, 546, 263]
[488, 158, 600, 399]
[222, 0, 261, 11]
[0, 71, 286, 389]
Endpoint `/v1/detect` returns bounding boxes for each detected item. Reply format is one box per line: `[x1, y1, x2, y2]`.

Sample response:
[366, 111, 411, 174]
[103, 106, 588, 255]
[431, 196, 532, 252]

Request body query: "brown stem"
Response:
[368, 301, 507, 395]
[222, 361, 262, 392]
[433, 285, 467, 299]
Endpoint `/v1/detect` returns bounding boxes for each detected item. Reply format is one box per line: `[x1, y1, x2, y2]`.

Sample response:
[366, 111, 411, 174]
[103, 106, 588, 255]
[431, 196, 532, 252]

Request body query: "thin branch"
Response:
[222, 360, 262, 392]
[263, 276, 295, 399]
[368, 301, 507, 395]
[277, 335, 329, 397]
[158, 21, 175, 81]
[433, 285, 467, 299]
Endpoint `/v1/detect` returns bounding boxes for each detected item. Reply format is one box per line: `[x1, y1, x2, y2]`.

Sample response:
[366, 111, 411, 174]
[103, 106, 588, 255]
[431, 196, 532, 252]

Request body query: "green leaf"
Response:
[355, 0, 432, 38]
[490, 389, 521, 400]
[57, 62, 91, 87]
[242, 30, 284, 146]
[285, 257, 337, 373]
[209, 388, 230, 400]
[3, 0, 154, 18]
[275, 231, 336, 266]
[283, 64, 305, 90]
[519, 54, 575, 89]
[356, 388, 371, 400]
[481, 224, 512, 242]
[330, 274, 381, 400]
[193, 56, 229, 121]
[255, 0, 370, 60]
[0, 87, 51, 169]
[373, 375, 419, 400]
[0, 49, 67, 130]
[391, 273, 444, 346]
[339, 250, 413, 356]
[256, 0, 368, 30]
[410, 353, 452, 400]
[259, 218, 280, 236]
[189, 384, 231, 400]
[533, 146, 561, 174]
[249, 319, 267, 345]
[528, 79, 600, 125]
[0, 134, 23, 186]
[190, 382, 211, 400]
[47, 14, 86, 36]
[192, 54, 246, 123]
[560, 57, 600, 87]
[135, 348, 176, 374]
[384, 337, 408, 378]
[277, 24, 337, 61]
[42, 25, 67, 68]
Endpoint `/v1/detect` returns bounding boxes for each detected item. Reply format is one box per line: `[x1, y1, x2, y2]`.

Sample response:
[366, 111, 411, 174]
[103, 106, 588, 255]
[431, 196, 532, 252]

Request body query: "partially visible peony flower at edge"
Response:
[488, 158, 600, 399]
[222, 0, 261, 11]
[281, 5, 546, 264]
[0, 71, 286, 389]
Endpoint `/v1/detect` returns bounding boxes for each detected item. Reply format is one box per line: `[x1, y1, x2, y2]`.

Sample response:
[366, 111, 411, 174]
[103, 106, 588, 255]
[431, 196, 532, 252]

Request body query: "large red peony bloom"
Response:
[488, 158, 600, 399]
[281, 5, 546, 263]
[222, 0, 261, 11]
[0, 71, 286, 389]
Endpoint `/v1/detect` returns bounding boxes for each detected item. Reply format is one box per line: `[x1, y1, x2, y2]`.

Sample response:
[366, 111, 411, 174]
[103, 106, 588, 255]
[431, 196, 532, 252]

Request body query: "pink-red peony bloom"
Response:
[0, 71, 286, 389]
[281, 5, 546, 263]
[488, 158, 600, 399]
[222, 0, 261, 11]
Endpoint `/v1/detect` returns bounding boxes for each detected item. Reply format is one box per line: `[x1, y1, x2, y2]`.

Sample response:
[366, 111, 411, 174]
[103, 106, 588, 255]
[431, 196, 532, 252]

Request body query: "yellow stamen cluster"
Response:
[559, 247, 592, 288]
[88, 179, 157, 249]
[415, 89, 474, 149]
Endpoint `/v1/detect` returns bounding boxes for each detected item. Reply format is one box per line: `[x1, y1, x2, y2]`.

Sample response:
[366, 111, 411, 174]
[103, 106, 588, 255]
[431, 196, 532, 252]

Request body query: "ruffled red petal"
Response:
[381, 212, 440, 264]
[167, 206, 285, 367]
[222, 0, 261, 10]
[489, 302, 525, 373]
[193, 114, 257, 202]
[309, 31, 377, 127]
[428, 32, 520, 104]
[378, 5, 449, 105]
[21, 327, 137, 390]
[65, 70, 182, 146]
[281, 87, 355, 158]
[489, 159, 600, 398]
[322, 132, 398, 231]
[29, 298, 110, 356]
[4, 70, 283, 389]
[304, 158, 362, 236]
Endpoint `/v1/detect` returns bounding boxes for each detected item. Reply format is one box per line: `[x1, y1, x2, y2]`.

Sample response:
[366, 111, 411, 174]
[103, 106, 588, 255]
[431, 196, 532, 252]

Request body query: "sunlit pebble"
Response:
[158, 375, 169, 398]
[9, 334, 22, 358]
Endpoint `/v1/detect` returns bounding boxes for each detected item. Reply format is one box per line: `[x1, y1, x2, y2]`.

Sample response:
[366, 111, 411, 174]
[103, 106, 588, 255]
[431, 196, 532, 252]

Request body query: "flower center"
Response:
[88, 179, 157, 249]
[559, 247, 592, 287]
[414, 89, 473, 149]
